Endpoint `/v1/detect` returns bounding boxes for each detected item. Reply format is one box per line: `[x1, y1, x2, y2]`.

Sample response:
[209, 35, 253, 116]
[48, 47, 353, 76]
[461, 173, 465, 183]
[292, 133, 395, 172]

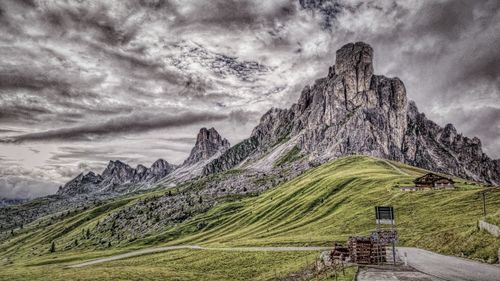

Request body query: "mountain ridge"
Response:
[203, 42, 499, 185]
[58, 127, 230, 196]
[58, 41, 499, 196]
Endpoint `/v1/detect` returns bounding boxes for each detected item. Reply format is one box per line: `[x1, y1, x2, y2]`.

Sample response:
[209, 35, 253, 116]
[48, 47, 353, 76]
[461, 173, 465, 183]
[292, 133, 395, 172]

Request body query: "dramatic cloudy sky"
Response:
[0, 0, 499, 199]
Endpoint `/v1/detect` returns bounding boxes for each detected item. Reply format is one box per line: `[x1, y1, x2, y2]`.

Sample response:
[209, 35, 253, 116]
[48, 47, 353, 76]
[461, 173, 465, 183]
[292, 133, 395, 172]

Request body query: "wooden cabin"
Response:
[414, 173, 455, 189]
[401, 173, 455, 192]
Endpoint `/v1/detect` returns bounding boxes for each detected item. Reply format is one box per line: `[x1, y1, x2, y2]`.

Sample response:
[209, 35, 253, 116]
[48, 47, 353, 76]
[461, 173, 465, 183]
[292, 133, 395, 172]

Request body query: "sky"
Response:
[0, 0, 499, 199]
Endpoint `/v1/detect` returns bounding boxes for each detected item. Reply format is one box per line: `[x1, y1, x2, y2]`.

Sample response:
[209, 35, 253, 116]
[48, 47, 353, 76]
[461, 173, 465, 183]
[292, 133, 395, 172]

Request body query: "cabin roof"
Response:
[414, 173, 454, 184]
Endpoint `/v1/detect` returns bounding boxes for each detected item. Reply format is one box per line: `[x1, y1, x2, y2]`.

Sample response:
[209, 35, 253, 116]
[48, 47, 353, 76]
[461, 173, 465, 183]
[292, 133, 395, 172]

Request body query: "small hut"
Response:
[413, 173, 455, 190]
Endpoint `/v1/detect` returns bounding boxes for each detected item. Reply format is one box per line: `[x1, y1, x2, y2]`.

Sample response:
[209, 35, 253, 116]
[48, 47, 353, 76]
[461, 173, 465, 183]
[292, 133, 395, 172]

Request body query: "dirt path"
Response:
[67, 245, 331, 268]
[380, 159, 410, 176]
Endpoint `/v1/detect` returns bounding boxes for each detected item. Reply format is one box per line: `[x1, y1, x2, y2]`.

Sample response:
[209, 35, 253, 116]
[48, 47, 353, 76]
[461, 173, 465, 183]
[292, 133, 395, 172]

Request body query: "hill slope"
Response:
[156, 156, 500, 262]
[1, 156, 498, 278]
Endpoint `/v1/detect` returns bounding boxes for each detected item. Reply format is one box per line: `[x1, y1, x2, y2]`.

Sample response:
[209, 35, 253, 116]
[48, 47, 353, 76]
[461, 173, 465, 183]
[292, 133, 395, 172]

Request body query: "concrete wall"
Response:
[479, 220, 500, 237]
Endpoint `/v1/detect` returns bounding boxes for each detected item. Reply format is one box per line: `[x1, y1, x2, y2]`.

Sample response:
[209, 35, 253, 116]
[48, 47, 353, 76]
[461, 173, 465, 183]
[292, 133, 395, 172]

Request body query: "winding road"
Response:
[68, 245, 500, 281]
[67, 245, 331, 268]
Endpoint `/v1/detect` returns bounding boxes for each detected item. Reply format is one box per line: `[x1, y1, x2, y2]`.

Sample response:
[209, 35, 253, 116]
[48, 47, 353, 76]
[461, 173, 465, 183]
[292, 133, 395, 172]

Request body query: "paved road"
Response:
[68, 245, 500, 281]
[67, 245, 331, 268]
[397, 247, 500, 281]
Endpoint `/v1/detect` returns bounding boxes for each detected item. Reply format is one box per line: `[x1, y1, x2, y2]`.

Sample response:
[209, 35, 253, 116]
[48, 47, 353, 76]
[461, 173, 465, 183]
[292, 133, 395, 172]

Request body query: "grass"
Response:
[1, 156, 499, 280]
[0, 249, 320, 281]
[485, 209, 500, 226]
[145, 156, 500, 262]
[316, 266, 357, 281]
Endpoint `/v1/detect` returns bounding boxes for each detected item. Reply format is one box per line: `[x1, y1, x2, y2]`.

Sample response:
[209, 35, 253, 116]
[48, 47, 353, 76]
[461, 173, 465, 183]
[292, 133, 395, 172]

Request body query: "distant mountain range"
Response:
[58, 127, 230, 195]
[59, 41, 499, 197]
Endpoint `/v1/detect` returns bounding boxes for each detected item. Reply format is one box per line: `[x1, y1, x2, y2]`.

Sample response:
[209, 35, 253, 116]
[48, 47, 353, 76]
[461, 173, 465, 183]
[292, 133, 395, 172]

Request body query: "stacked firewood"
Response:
[347, 236, 386, 264]
[331, 243, 350, 261]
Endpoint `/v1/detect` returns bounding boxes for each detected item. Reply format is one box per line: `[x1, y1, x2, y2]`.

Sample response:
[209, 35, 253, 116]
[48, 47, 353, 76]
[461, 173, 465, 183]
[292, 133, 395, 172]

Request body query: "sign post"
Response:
[375, 206, 394, 225]
[375, 206, 396, 265]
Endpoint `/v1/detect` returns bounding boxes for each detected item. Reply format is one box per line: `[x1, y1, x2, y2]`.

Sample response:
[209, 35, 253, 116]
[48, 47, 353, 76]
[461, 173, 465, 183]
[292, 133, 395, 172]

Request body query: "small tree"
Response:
[74, 239, 78, 246]
[49, 241, 56, 253]
[86, 228, 91, 239]
[198, 196, 203, 204]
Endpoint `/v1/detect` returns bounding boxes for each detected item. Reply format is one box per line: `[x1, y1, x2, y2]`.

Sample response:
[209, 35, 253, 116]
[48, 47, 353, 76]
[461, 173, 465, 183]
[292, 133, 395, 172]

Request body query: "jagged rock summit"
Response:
[57, 159, 175, 196]
[183, 127, 230, 166]
[204, 42, 499, 185]
[58, 128, 230, 196]
[159, 127, 231, 184]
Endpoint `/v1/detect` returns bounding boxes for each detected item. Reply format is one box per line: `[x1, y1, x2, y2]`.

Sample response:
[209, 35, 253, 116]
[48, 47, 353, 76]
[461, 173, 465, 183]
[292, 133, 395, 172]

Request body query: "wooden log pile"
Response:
[347, 236, 386, 264]
[331, 243, 350, 261]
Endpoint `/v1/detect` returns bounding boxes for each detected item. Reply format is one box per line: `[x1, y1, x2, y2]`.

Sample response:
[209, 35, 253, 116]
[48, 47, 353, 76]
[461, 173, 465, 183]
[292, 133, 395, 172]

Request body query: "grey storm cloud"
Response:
[1, 111, 228, 143]
[0, 70, 69, 91]
[0, 0, 499, 199]
[168, 0, 298, 30]
[0, 176, 57, 199]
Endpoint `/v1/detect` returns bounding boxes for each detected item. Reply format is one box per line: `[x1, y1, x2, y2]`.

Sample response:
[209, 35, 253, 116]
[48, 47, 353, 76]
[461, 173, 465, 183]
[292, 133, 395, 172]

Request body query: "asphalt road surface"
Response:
[68, 244, 500, 281]
[397, 247, 500, 281]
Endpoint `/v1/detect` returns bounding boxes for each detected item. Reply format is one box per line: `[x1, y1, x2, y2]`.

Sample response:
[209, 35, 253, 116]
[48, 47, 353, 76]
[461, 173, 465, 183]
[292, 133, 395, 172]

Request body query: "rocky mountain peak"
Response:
[334, 42, 374, 94]
[204, 42, 499, 185]
[57, 171, 104, 196]
[58, 157, 177, 196]
[145, 159, 174, 182]
[136, 164, 148, 172]
[183, 127, 230, 166]
[102, 160, 134, 180]
[151, 159, 170, 170]
[83, 171, 102, 182]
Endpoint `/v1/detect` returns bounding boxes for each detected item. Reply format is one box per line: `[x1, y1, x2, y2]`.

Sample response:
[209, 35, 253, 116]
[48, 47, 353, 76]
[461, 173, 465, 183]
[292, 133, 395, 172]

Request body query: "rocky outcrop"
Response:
[148, 159, 175, 181]
[204, 42, 500, 185]
[403, 103, 499, 183]
[58, 128, 230, 196]
[57, 172, 104, 196]
[183, 127, 230, 166]
[203, 136, 259, 174]
[100, 160, 136, 187]
[57, 159, 175, 196]
[161, 128, 231, 183]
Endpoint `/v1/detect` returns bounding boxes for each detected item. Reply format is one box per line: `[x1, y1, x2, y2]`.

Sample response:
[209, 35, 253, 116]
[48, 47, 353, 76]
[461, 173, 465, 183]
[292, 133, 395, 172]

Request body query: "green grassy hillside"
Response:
[0, 156, 498, 280]
[150, 156, 499, 260]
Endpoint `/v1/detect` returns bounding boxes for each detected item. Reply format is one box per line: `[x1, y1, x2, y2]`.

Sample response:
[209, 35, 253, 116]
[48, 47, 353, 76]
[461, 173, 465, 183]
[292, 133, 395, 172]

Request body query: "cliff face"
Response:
[183, 127, 230, 166]
[403, 103, 499, 183]
[204, 42, 499, 184]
